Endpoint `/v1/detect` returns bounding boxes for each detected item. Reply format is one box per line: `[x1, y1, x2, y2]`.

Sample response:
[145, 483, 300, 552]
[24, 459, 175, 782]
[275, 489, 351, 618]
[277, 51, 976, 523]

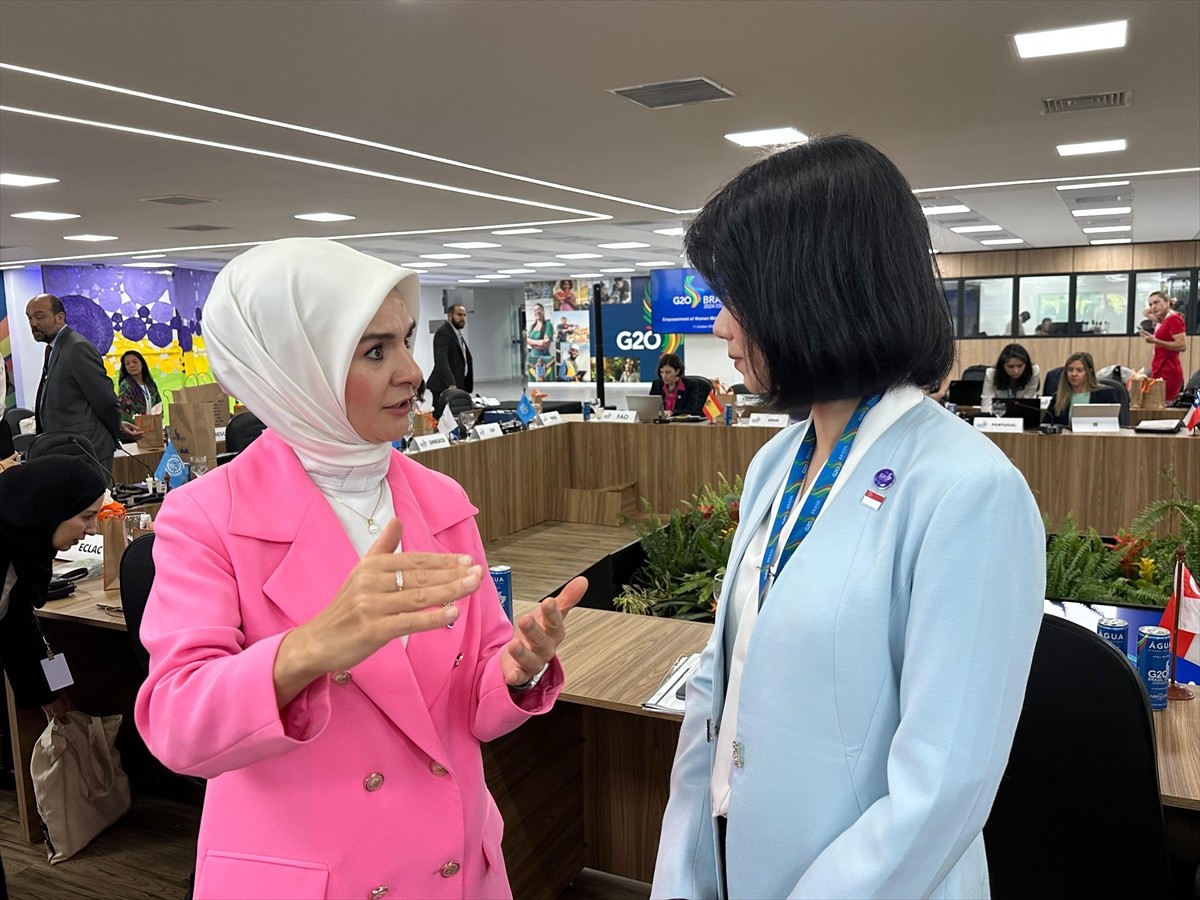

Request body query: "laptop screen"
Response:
[999, 397, 1044, 430]
[947, 379, 983, 406]
[625, 394, 664, 419]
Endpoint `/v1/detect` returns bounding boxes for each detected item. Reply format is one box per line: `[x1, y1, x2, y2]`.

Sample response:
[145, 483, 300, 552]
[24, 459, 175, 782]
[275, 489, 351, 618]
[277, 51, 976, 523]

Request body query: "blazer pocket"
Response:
[481, 801, 506, 874]
[197, 850, 329, 899]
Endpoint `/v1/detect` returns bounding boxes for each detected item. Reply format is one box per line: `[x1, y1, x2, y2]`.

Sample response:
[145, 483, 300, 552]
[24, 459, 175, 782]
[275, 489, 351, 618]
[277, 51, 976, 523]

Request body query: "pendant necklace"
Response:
[329, 482, 386, 534]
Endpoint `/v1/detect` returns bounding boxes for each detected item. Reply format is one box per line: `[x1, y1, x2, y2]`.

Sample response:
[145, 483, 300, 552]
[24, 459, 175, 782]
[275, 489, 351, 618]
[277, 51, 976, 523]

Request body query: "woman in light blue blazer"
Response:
[652, 136, 1045, 899]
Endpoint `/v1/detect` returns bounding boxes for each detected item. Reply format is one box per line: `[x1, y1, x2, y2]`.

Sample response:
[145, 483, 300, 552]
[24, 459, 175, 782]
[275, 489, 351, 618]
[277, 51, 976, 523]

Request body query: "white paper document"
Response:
[643, 652, 702, 715]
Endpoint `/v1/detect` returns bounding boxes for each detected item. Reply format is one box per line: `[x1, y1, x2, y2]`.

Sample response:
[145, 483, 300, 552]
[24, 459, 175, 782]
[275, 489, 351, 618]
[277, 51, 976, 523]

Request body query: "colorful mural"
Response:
[0, 274, 13, 410]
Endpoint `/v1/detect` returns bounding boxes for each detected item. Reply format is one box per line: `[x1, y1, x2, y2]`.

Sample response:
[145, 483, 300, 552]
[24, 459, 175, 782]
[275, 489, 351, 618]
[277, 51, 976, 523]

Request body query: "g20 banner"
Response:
[650, 268, 723, 334]
[599, 289, 684, 382]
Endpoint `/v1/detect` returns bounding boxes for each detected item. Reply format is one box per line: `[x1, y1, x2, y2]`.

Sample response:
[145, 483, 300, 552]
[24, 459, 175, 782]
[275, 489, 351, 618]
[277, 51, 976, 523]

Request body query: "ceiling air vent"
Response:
[142, 195, 217, 205]
[168, 224, 229, 232]
[610, 77, 735, 110]
[1040, 91, 1131, 115]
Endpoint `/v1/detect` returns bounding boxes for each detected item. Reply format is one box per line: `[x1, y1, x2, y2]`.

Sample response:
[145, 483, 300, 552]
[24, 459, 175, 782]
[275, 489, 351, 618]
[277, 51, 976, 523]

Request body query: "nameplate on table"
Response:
[601, 410, 638, 423]
[748, 413, 790, 428]
[411, 433, 451, 452]
[214, 426, 226, 442]
[974, 417, 1023, 433]
[536, 411, 563, 426]
[473, 422, 504, 440]
[58, 537, 104, 561]
[479, 396, 501, 407]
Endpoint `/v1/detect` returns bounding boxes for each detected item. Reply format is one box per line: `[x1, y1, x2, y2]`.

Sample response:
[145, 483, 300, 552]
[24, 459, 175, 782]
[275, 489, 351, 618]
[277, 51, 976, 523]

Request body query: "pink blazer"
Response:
[134, 431, 563, 900]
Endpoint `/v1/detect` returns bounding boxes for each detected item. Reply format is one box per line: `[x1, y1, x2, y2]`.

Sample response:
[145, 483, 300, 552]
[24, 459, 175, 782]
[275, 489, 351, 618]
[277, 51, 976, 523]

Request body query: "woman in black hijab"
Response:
[0, 457, 106, 710]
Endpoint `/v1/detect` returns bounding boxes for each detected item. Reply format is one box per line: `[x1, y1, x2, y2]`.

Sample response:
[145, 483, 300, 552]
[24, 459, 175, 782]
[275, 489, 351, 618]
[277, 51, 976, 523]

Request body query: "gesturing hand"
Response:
[500, 576, 587, 686]
[274, 518, 481, 707]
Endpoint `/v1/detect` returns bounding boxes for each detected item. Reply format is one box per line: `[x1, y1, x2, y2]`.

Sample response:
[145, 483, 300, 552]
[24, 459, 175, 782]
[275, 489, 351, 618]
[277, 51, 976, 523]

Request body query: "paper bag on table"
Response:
[100, 517, 126, 591]
[173, 381, 230, 427]
[167, 402, 218, 465]
[134, 413, 164, 451]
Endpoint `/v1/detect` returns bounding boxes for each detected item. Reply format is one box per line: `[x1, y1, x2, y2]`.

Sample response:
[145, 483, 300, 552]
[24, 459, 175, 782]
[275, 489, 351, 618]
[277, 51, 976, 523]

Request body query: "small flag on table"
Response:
[1159, 563, 1200, 666]
[516, 393, 537, 425]
[1184, 392, 1200, 432]
[438, 404, 459, 436]
[154, 440, 189, 488]
[702, 390, 724, 422]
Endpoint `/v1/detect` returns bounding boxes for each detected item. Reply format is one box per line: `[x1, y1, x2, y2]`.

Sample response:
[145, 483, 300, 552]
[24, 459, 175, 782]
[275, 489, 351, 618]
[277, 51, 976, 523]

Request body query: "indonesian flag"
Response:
[1159, 563, 1200, 665]
[702, 390, 724, 422]
[1184, 391, 1200, 432]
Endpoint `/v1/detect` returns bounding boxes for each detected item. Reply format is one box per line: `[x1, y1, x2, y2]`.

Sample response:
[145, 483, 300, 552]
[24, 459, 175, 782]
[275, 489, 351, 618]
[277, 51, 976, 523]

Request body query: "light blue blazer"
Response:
[652, 398, 1045, 899]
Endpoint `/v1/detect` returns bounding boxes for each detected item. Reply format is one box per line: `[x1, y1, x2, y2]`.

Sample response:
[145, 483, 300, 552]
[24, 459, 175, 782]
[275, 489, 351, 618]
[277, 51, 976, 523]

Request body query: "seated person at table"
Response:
[650, 353, 706, 417]
[116, 349, 162, 425]
[980, 343, 1040, 413]
[1046, 351, 1119, 427]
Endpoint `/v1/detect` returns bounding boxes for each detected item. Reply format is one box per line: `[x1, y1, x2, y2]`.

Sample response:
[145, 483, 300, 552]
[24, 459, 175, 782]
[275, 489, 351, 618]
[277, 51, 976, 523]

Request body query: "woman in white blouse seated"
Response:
[980, 343, 1040, 413]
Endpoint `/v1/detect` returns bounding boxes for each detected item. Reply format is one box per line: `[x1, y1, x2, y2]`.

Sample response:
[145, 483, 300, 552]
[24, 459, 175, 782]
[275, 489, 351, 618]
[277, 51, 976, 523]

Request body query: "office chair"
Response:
[1042, 366, 1063, 397]
[4, 408, 35, 455]
[982, 614, 1170, 897]
[1098, 377, 1131, 426]
[730, 383, 750, 395]
[216, 411, 266, 465]
[2, 406, 33, 435]
[119, 533, 156, 675]
[961, 365, 988, 381]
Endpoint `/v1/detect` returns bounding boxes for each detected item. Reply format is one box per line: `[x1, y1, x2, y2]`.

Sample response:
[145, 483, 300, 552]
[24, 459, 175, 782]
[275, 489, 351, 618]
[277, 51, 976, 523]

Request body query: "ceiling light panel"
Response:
[498, 268, 536, 274]
[635, 260, 677, 266]
[1071, 206, 1132, 217]
[63, 234, 118, 241]
[523, 261, 564, 267]
[949, 225, 1004, 234]
[724, 127, 808, 147]
[0, 172, 59, 186]
[125, 261, 176, 268]
[598, 241, 650, 249]
[420, 253, 471, 259]
[404, 261, 447, 268]
[1055, 181, 1131, 191]
[653, 227, 686, 236]
[1082, 225, 1132, 233]
[491, 228, 542, 235]
[444, 241, 502, 249]
[1013, 20, 1127, 59]
[921, 204, 972, 216]
[979, 238, 1025, 246]
[1090, 238, 1132, 244]
[571, 273, 604, 278]
[556, 253, 604, 259]
[1056, 139, 1127, 156]
[294, 212, 355, 222]
[600, 267, 636, 273]
[11, 211, 80, 220]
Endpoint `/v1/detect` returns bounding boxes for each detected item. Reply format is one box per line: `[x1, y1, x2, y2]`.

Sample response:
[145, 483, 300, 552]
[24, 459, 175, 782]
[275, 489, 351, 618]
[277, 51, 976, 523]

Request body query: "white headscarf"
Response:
[203, 238, 420, 489]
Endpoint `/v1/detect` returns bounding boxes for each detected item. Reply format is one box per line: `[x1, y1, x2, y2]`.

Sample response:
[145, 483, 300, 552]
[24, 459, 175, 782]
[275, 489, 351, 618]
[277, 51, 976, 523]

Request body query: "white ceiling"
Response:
[1, 0, 1198, 284]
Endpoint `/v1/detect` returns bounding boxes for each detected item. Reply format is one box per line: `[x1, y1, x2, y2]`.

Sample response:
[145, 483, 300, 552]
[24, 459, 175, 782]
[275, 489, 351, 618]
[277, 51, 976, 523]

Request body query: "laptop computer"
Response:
[624, 394, 663, 421]
[947, 379, 983, 406]
[1133, 415, 1185, 434]
[1071, 403, 1121, 433]
[999, 397, 1044, 430]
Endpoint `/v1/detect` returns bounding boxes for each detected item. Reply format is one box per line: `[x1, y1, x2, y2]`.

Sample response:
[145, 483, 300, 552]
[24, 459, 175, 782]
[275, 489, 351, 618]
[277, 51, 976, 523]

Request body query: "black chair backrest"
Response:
[1184, 369, 1200, 395]
[961, 364, 988, 381]
[2, 406, 33, 434]
[224, 411, 266, 455]
[437, 388, 475, 421]
[730, 383, 750, 395]
[119, 532, 156, 675]
[1042, 366, 1063, 397]
[1098, 377, 1131, 426]
[983, 614, 1169, 897]
[0, 419, 12, 459]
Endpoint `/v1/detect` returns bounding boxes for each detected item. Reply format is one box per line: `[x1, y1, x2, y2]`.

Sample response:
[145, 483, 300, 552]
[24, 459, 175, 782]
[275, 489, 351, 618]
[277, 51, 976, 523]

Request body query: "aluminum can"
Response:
[725, 403, 734, 426]
[582, 402, 591, 422]
[1097, 618, 1129, 655]
[490, 565, 513, 622]
[946, 402, 958, 416]
[1136, 625, 1171, 710]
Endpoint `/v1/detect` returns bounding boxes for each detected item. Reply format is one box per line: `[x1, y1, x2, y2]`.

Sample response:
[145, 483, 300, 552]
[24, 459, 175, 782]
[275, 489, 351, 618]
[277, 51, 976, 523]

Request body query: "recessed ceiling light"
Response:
[653, 227, 686, 236]
[491, 227, 543, 235]
[294, 212, 356, 222]
[420, 253, 471, 259]
[403, 261, 448, 268]
[0, 264, 27, 270]
[599, 267, 636, 273]
[570, 273, 604, 278]
[459, 279, 488, 284]
[1055, 180, 1130, 191]
[488, 274, 512, 278]
[1082, 225, 1132, 233]
[921, 204, 972, 216]
[1056, 139, 1127, 157]
[724, 127, 809, 148]
[125, 261, 176, 268]
[1013, 20, 1127, 59]
[556, 253, 604, 260]
[523, 261, 565, 268]
[474, 276, 495, 281]
[63, 234, 119, 241]
[0, 173, 59, 187]
[131, 253, 166, 259]
[444, 241, 501, 249]
[498, 268, 537, 275]
[1090, 238, 1132, 245]
[979, 238, 1025, 246]
[598, 241, 650, 249]
[950, 224, 1004, 234]
[635, 260, 677, 267]
[1071, 206, 1132, 217]
[11, 210, 80, 221]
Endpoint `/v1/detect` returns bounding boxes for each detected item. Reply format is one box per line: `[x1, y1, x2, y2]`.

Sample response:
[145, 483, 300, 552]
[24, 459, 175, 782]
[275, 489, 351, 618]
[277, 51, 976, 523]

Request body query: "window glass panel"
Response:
[1018, 275, 1069, 337]
[1134, 271, 1194, 333]
[939, 280, 960, 335]
[962, 278, 1013, 337]
[1074, 273, 1129, 334]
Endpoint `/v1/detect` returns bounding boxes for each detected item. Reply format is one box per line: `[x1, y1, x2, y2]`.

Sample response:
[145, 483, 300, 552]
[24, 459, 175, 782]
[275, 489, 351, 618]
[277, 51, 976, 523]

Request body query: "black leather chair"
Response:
[730, 383, 751, 395]
[119, 532, 156, 675]
[1098, 377, 1131, 426]
[983, 614, 1170, 897]
[1042, 366, 1063, 397]
[962, 364, 988, 381]
[2, 406, 33, 437]
[217, 411, 266, 465]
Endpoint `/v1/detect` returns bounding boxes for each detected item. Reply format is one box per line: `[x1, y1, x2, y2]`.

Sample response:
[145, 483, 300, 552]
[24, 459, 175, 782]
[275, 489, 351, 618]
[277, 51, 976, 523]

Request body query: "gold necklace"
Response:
[329, 482, 386, 534]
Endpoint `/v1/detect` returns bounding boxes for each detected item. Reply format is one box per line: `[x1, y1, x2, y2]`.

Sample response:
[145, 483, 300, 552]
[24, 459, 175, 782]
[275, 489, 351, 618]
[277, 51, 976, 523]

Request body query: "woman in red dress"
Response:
[1141, 291, 1187, 402]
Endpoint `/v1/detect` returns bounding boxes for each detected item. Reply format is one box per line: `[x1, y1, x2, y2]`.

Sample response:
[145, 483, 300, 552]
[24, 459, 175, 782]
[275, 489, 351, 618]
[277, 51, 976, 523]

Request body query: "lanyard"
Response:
[757, 394, 881, 609]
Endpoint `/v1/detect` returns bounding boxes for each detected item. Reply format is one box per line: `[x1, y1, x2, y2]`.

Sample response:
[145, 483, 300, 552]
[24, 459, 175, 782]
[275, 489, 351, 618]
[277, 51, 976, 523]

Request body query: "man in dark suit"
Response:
[427, 303, 473, 415]
[26, 293, 131, 472]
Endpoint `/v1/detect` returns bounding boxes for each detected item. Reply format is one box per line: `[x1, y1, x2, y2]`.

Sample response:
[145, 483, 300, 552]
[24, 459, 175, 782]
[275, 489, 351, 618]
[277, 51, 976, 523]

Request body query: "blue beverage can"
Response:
[724, 403, 734, 426]
[1136, 625, 1171, 710]
[1097, 618, 1128, 655]
[490, 565, 513, 622]
[946, 402, 958, 416]
[582, 402, 591, 422]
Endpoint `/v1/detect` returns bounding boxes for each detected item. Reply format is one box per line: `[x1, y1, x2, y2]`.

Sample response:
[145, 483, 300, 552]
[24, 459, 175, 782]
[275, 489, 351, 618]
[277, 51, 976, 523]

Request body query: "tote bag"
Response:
[31, 711, 131, 863]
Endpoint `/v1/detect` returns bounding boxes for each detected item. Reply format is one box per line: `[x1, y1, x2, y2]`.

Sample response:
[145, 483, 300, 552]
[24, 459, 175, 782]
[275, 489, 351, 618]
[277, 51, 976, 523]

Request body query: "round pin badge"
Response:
[873, 469, 895, 490]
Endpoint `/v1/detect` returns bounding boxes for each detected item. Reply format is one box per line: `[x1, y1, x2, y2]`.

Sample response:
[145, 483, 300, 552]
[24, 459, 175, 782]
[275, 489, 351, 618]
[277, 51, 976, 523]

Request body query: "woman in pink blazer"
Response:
[135, 239, 585, 900]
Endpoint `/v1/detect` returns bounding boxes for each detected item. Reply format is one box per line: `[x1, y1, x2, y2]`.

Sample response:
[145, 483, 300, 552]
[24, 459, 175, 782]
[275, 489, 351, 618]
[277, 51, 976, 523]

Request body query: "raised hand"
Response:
[500, 576, 587, 686]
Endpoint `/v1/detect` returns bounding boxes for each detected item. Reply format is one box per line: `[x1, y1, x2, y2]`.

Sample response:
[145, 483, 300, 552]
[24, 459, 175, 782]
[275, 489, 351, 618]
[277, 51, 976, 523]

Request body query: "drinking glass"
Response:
[992, 402, 1007, 420]
[189, 454, 210, 478]
[589, 397, 603, 419]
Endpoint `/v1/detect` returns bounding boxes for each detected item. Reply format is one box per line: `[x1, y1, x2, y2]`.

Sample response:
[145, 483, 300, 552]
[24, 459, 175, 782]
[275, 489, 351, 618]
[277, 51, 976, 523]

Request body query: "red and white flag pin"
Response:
[861, 489, 886, 510]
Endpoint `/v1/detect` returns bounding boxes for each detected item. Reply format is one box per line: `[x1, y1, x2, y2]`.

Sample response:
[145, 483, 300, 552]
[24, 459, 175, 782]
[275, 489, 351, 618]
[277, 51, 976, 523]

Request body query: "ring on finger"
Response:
[395, 569, 405, 591]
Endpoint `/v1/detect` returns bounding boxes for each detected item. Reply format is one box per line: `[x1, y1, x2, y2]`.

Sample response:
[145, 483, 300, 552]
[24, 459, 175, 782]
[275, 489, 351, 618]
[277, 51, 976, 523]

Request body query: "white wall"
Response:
[683, 333, 739, 387]
[4, 267, 46, 409]
[415, 284, 522, 386]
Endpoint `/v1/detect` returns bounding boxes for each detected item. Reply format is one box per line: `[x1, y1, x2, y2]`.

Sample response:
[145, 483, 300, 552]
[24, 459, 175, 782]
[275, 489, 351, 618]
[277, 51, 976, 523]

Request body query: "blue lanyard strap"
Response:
[757, 394, 881, 609]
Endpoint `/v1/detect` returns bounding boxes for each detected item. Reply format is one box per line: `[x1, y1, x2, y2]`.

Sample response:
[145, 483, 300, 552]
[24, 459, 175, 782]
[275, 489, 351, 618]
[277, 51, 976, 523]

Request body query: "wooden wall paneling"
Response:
[557, 488, 627, 526]
[569, 423, 637, 491]
[1074, 244, 1134, 273]
[959, 251, 1019, 278]
[934, 254, 962, 279]
[1132, 242, 1199, 270]
[1017, 248, 1075, 275]
[952, 335, 1171, 380]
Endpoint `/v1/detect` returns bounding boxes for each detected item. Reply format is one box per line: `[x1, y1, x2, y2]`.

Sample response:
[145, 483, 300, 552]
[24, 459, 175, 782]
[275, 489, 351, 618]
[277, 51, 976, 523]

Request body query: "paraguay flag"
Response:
[1159, 564, 1200, 666]
[1184, 391, 1200, 432]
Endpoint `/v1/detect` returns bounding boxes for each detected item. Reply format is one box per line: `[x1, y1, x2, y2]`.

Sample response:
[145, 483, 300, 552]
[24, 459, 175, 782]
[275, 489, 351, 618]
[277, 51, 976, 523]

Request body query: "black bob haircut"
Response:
[684, 134, 954, 411]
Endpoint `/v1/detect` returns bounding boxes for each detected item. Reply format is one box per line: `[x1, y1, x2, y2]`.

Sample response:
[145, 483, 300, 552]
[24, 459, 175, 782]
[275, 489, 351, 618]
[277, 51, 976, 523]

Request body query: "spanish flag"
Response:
[702, 390, 724, 422]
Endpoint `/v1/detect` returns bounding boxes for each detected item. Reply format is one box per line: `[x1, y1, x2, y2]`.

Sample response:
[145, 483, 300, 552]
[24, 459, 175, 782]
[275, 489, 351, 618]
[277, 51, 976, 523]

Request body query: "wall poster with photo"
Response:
[523, 300, 592, 383]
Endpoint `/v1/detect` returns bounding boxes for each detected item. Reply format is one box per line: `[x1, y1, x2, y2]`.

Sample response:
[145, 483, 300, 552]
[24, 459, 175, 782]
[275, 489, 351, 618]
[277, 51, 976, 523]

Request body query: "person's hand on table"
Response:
[273, 517, 481, 707]
[120, 421, 144, 439]
[500, 576, 587, 687]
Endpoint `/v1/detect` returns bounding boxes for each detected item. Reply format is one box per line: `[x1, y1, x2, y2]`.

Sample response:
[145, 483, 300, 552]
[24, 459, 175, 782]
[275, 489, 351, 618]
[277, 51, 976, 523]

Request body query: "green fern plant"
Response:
[1044, 514, 1124, 603]
[1131, 466, 1199, 586]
